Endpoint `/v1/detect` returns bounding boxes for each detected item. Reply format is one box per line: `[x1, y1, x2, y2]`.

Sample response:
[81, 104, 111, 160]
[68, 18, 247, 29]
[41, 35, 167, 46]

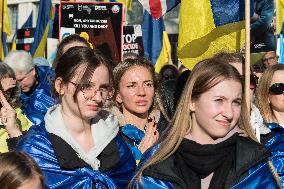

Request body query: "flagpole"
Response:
[245, 0, 251, 112]
[0, 0, 4, 60]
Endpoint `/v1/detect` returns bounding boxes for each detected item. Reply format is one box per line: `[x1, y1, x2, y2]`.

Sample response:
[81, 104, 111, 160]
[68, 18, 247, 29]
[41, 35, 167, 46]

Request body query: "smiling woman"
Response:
[130, 57, 282, 189]
[16, 46, 135, 188]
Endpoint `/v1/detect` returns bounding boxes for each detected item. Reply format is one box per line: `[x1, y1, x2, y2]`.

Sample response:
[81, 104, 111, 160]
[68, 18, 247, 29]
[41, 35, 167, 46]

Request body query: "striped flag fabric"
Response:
[277, 0, 284, 34]
[138, 0, 180, 19]
[142, 11, 171, 72]
[30, 0, 53, 57]
[0, 0, 11, 61]
[178, 0, 250, 69]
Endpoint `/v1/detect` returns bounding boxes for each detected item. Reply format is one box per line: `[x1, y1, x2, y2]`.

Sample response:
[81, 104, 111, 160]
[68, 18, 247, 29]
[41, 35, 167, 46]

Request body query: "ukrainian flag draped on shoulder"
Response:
[30, 0, 53, 58]
[0, 0, 11, 61]
[142, 11, 171, 73]
[178, 0, 248, 69]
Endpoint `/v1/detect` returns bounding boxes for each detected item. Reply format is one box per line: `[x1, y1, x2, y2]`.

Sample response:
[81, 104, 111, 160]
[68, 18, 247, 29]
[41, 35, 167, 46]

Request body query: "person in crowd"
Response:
[251, 0, 276, 53]
[160, 64, 180, 82]
[256, 64, 284, 125]
[16, 46, 135, 188]
[131, 58, 281, 189]
[0, 151, 44, 189]
[213, 52, 268, 141]
[0, 63, 31, 152]
[52, 33, 90, 69]
[3, 51, 56, 125]
[110, 57, 169, 164]
[261, 51, 278, 69]
[255, 64, 284, 185]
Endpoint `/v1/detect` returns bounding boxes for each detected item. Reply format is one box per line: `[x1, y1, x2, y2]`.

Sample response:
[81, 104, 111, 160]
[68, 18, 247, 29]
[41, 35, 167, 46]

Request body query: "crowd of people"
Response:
[0, 34, 283, 189]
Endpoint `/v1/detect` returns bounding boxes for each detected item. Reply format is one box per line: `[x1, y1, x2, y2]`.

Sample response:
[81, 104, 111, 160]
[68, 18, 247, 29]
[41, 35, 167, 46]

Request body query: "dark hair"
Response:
[0, 63, 21, 108]
[0, 151, 44, 189]
[122, 52, 140, 61]
[160, 64, 180, 81]
[52, 34, 90, 69]
[213, 52, 244, 64]
[54, 46, 113, 101]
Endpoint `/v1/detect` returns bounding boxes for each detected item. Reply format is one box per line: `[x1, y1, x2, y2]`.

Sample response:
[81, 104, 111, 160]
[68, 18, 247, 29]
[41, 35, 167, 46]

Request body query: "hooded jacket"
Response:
[17, 105, 136, 189]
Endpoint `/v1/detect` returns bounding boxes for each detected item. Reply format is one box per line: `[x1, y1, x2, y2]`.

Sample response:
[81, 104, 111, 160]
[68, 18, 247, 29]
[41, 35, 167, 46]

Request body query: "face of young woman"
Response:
[116, 66, 154, 117]
[190, 79, 242, 144]
[269, 70, 284, 113]
[61, 64, 110, 120]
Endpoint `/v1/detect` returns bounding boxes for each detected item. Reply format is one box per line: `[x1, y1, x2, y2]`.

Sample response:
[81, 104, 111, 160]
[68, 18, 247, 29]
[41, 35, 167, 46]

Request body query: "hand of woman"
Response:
[138, 117, 159, 154]
[0, 91, 22, 138]
[1, 78, 16, 91]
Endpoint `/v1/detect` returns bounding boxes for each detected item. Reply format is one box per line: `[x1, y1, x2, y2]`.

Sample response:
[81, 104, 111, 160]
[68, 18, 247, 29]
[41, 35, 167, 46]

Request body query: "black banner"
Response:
[122, 25, 144, 56]
[60, 2, 123, 65]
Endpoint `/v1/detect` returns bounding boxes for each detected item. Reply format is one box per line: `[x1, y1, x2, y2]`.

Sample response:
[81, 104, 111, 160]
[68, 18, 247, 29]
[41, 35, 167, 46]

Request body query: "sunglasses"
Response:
[250, 74, 259, 89]
[242, 75, 259, 89]
[269, 83, 284, 95]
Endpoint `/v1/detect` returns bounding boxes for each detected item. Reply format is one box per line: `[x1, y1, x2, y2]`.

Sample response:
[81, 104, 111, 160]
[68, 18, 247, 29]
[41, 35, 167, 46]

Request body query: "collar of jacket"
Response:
[108, 106, 160, 126]
[45, 105, 119, 170]
[142, 136, 270, 189]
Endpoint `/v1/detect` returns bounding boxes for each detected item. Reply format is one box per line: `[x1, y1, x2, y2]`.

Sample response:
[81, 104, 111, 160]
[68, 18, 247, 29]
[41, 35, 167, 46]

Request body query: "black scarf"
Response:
[175, 134, 238, 189]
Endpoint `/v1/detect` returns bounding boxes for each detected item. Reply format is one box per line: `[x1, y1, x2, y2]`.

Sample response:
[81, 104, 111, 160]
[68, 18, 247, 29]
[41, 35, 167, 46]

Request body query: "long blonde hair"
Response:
[133, 58, 257, 181]
[256, 64, 284, 123]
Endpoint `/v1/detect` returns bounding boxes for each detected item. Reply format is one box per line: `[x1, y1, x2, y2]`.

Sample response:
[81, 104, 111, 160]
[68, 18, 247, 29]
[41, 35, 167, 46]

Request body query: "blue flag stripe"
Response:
[142, 11, 164, 65]
[30, 0, 51, 55]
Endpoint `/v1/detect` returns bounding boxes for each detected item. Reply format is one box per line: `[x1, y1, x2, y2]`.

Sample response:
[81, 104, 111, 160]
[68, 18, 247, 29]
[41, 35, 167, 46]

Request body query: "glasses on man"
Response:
[269, 83, 284, 95]
[68, 81, 112, 100]
[262, 56, 276, 63]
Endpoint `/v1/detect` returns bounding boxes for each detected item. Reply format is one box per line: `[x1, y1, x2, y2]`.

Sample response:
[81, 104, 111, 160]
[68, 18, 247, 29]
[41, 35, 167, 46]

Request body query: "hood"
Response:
[45, 105, 119, 170]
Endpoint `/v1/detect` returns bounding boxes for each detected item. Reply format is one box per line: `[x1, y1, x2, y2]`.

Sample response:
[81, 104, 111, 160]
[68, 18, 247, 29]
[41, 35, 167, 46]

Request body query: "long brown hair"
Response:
[0, 151, 44, 189]
[132, 58, 256, 181]
[0, 63, 21, 108]
[256, 64, 284, 123]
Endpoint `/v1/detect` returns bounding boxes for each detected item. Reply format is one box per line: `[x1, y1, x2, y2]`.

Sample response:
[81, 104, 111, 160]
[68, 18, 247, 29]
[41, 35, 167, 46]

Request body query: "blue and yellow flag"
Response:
[277, 0, 284, 34]
[0, 0, 11, 61]
[30, 0, 53, 58]
[142, 11, 171, 73]
[178, 0, 249, 69]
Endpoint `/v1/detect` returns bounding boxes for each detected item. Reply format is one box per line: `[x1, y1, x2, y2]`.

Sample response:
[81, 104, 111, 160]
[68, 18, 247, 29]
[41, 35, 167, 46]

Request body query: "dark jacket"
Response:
[20, 65, 56, 125]
[132, 136, 280, 189]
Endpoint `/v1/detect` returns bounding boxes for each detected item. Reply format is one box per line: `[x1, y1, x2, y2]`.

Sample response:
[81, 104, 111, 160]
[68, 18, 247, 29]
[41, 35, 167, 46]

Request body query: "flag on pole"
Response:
[277, 0, 284, 34]
[0, 0, 11, 61]
[138, 0, 180, 19]
[30, 0, 53, 58]
[178, 0, 249, 70]
[142, 11, 171, 73]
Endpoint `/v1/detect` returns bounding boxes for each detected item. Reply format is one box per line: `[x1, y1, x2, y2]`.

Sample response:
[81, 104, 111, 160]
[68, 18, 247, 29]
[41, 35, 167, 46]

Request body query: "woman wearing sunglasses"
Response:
[16, 46, 135, 188]
[255, 64, 284, 185]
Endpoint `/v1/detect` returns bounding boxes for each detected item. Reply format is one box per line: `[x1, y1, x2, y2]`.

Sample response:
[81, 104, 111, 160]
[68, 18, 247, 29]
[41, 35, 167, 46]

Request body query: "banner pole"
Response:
[245, 0, 251, 112]
[0, 0, 4, 60]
